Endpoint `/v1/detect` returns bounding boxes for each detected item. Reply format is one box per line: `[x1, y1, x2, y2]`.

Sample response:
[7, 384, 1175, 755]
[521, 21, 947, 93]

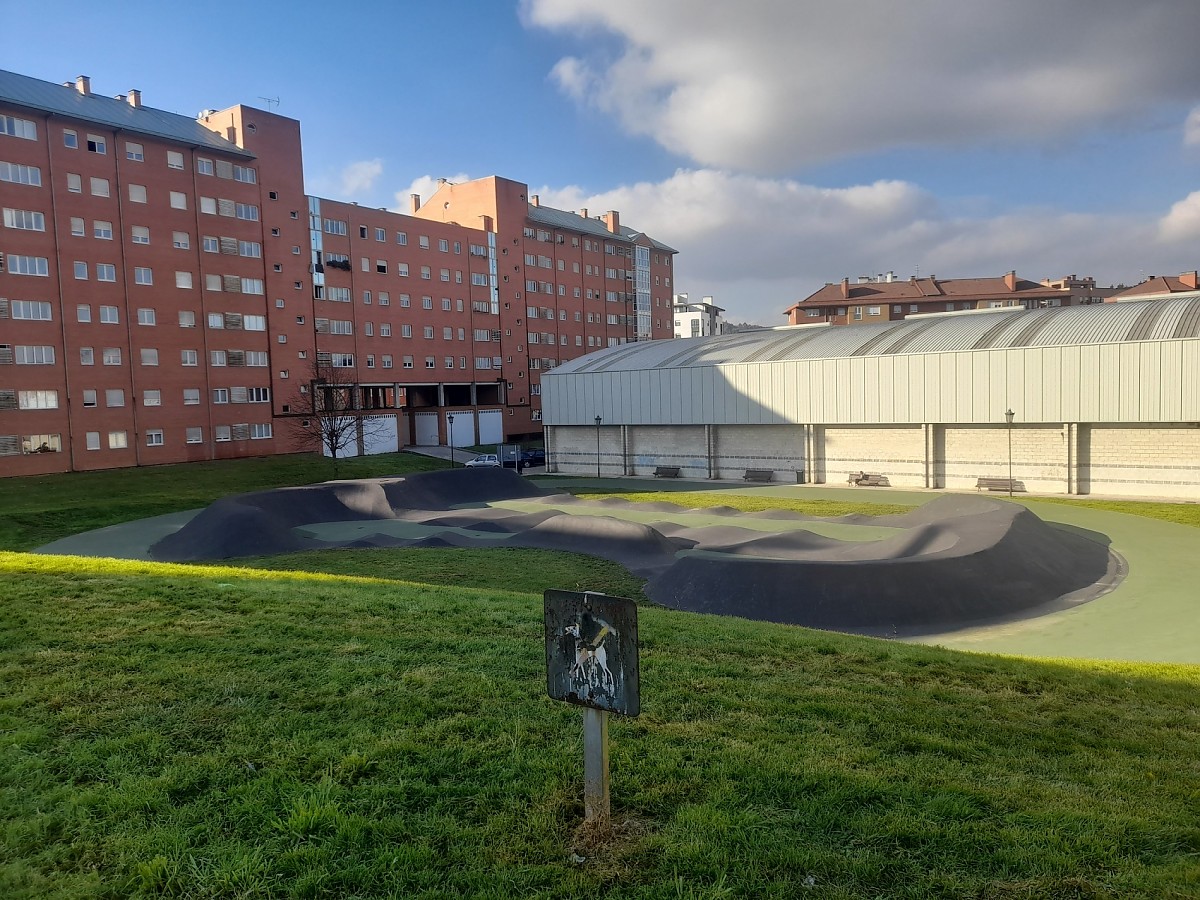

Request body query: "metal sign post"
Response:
[544, 590, 640, 825]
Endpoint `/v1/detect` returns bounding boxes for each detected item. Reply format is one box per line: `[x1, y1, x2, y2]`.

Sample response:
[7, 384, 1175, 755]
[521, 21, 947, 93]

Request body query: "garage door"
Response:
[362, 415, 398, 455]
[413, 411, 439, 446]
[477, 409, 503, 445]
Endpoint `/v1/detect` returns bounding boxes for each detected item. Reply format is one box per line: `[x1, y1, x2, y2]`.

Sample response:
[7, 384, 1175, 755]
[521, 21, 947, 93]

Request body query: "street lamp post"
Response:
[1005, 409, 1015, 497]
[447, 413, 455, 468]
[594, 415, 602, 479]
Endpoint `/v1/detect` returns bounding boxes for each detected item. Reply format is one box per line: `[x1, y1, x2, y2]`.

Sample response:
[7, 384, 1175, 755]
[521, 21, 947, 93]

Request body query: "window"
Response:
[83, 432, 100, 450]
[419, 235, 429, 249]
[438, 239, 448, 252]
[143, 390, 161, 407]
[0, 155, 37, 186]
[105, 389, 125, 407]
[99, 306, 119, 324]
[146, 430, 163, 447]
[186, 428, 202, 445]
[196, 158, 214, 175]
[248, 387, 270, 403]
[108, 431, 128, 450]
[232, 165, 256, 184]
[440, 268, 450, 282]
[241, 278, 264, 295]
[331, 353, 354, 368]
[170, 191, 187, 210]
[396, 231, 407, 245]
[210, 350, 227, 366]
[376, 260, 387, 274]
[80, 347, 94, 365]
[425, 356, 435, 369]
[86, 134, 106, 154]
[70, 217, 85, 236]
[183, 389, 201, 405]
[235, 203, 258, 221]
[401, 324, 412, 337]
[9, 255, 49, 276]
[179, 310, 196, 327]
[137, 308, 156, 326]
[96, 264, 116, 282]
[128, 184, 147, 203]
[17, 390, 58, 410]
[102, 348, 121, 366]
[131, 225, 150, 244]
[90, 177, 110, 197]
[215, 426, 231, 442]
[63, 129, 77, 148]
[243, 314, 266, 331]
[323, 218, 346, 235]
[424, 326, 435, 339]
[867, 306, 881, 316]
[134, 267, 153, 285]
[444, 357, 454, 368]
[399, 294, 410, 307]
[13, 345, 54, 365]
[213, 388, 229, 404]
[420, 266, 431, 280]
[202, 236, 218, 253]
[380, 323, 391, 337]
[246, 351, 268, 367]
[250, 423, 272, 439]
[167, 150, 184, 170]
[199, 196, 217, 215]
[176, 271, 193, 289]
[92, 220, 113, 240]
[77, 304, 91, 323]
[375, 227, 386, 241]
[382, 355, 392, 368]
[402, 355, 414, 368]
[442, 298, 452, 311]
[82, 389, 97, 408]
[397, 263, 409, 277]
[181, 349, 198, 366]
[422, 296, 433, 310]
[3, 208, 45, 231]
[11, 300, 51, 320]
[238, 240, 261, 257]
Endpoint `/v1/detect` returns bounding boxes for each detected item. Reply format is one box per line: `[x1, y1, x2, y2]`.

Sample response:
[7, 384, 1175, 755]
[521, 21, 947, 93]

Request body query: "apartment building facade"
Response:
[784, 271, 1110, 326]
[0, 69, 677, 476]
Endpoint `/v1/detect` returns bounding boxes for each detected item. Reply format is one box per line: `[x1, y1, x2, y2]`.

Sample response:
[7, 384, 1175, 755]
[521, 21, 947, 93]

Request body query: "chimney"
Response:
[603, 210, 620, 234]
[530, 194, 539, 207]
[579, 208, 588, 219]
[840, 277, 850, 299]
[410, 193, 421, 213]
[74, 75, 91, 95]
[436, 177, 447, 186]
[1004, 270, 1018, 291]
[1181, 271, 1199, 290]
[127, 89, 141, 109]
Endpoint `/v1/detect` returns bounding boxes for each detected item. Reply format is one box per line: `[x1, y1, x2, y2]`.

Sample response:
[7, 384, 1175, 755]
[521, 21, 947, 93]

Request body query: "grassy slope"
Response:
[2, 553, 1198, 899]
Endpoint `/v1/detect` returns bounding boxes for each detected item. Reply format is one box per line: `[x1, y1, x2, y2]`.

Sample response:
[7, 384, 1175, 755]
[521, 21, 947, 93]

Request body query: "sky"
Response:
[5, 0, 1200, 325]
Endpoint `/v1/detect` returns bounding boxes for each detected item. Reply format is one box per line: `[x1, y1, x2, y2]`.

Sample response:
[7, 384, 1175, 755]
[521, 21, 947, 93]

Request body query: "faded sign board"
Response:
[544, 590, 640, 717]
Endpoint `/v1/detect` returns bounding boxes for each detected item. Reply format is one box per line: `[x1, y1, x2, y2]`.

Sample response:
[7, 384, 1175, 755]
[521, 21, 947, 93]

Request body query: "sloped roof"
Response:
[1111, 274, 1200, 300]
[551, 297, 1200, 375]
[0, 69, 253, 158]
[787, 274, 1063, 311]
[527, 204, 677, 253]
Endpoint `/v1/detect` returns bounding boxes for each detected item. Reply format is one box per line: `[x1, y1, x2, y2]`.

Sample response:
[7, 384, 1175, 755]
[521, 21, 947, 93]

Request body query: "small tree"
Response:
[286, 359, 388, 476]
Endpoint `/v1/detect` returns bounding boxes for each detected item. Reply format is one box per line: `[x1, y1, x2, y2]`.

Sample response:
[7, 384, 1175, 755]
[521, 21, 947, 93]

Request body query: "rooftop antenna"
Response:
[258, 96, 280, 111]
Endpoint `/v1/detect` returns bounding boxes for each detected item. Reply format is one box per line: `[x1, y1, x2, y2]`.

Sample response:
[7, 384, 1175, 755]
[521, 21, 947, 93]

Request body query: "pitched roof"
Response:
[1111, 273, 1200, 300]
[550, 296, 1200, 375]
[786, 274, 1063, 312]
[526, 203, 677, 253]
[0, 69, 253, 158]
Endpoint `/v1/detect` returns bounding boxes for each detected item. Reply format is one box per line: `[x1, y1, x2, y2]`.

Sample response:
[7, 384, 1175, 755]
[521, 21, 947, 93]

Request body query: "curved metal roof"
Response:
[553, 297, 1200, 375]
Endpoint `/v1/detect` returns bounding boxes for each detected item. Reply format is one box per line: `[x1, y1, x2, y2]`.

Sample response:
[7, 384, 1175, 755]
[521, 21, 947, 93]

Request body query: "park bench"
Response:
[976, 477, 1026, 492]
[743, 468, 774, 483]
[653, 465, 681, 478]
[848, 472, 891, 487]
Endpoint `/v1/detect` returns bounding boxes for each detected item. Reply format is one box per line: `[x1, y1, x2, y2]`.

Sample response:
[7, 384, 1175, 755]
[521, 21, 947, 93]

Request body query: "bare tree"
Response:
[286, 359, 389, 475]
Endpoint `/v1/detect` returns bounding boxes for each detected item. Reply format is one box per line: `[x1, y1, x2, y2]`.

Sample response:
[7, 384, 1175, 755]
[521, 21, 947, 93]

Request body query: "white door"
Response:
[477, 409, 503, 445]
[413, 411, 440, 446]
[446, 413, 476, 447]
[361, 415, 399, 455]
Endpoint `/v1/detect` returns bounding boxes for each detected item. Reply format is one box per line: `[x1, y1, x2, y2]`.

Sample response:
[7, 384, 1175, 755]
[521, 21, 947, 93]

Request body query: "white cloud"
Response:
[1159, 190, 1200, 241]
[1185, 106, 1200, 147]
[524, 0, 1200, 171]
[535, 169, 1189, 324]
[338, 159, 383, 196]
[391, 173, 474, 213]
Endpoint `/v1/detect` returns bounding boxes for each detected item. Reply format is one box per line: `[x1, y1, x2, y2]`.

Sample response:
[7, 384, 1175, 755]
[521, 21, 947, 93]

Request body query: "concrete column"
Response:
[923, 423, 934, 488]
[1065, 422, 1080, 495]
[705, 424, 716, 479]
[622, 425, 632, 476]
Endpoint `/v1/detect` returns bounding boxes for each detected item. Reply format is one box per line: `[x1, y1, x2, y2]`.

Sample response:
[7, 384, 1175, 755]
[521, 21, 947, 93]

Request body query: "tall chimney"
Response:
[74, 75, 91, 95]
[1181, 271, 1199, 290]
[604, 210, 620, 234]
[579, 208, 588, 219]
[127, 89, 141, 109]
[840, 277, 850, 299]
[530, 194, 539, 207]
[1004, 270, 1017, 291]
[410, 193, 421, 213]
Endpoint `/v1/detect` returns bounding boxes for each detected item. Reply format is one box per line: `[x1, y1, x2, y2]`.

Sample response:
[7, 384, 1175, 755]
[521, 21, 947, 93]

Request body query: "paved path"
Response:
[35, 475, 1199, 664]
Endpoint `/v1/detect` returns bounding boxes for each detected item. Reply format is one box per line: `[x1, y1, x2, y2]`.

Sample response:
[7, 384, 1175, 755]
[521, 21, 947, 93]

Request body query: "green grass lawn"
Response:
[3, 457, 1199, 897]
[2, 551, 1198, 899]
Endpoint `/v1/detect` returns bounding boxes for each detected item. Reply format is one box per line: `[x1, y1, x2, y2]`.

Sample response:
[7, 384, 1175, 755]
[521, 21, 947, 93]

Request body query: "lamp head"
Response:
[594, 415, 602, 427]
[1005, 409, 1015, 425]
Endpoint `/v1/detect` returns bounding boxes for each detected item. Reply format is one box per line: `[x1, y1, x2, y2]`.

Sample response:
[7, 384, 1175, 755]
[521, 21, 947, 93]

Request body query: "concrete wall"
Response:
[1083, 425, 1200, 498]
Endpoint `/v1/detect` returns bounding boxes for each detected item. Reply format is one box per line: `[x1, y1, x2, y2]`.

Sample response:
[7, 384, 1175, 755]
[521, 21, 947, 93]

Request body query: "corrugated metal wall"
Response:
[543, 340, 1200, 426]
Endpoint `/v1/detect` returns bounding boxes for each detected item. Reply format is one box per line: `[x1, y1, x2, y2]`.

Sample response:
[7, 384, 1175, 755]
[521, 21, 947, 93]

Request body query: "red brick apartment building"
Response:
[0, 69, 677, 475]
[784, 271, 1111, 326]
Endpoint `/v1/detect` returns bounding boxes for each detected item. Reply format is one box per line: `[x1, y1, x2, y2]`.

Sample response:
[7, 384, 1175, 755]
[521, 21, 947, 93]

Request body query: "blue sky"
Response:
[6, 0, 1200, 324]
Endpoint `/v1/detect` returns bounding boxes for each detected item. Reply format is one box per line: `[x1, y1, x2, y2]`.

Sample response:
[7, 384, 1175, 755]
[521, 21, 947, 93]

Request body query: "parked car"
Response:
[520, 448, 546, 466]
[464, 454, 501, 468]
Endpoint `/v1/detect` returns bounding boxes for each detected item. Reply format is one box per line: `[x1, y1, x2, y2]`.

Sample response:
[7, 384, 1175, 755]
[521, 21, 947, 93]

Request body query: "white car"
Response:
[464, 454, 501, 468]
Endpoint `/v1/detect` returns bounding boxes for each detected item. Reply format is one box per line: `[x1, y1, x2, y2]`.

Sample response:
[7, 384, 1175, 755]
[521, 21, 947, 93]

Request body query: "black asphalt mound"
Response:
[151, 473, 1118, 635]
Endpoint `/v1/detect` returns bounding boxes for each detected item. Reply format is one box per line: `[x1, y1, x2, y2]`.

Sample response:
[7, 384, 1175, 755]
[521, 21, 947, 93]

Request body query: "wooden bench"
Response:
[743, 468, 774, 483]
[848, 472, 891, 487]
[976, 477, 1026, 492]
[653, 465, 681, 478]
